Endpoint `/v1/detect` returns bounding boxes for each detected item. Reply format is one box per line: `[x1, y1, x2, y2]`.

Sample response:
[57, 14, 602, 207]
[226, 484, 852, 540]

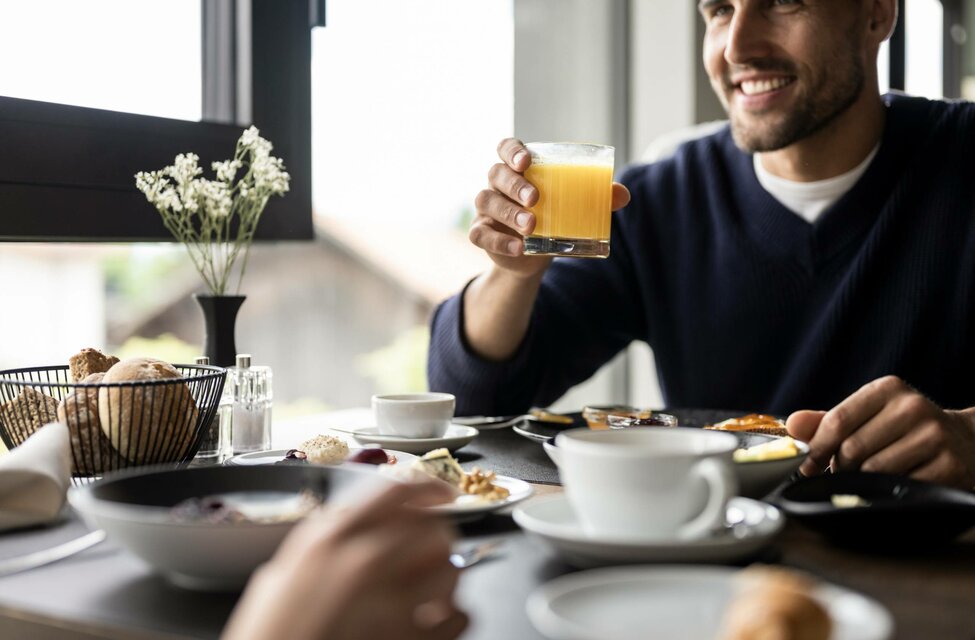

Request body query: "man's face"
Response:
[700, 0, 868, 153]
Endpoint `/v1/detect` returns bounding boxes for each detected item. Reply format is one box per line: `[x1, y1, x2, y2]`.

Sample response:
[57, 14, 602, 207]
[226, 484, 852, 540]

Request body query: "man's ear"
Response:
[868, 0, 898, 43]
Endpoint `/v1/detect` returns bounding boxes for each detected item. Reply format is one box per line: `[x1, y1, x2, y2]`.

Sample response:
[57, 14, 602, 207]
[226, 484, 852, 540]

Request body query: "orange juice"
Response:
[525, 163, 613, 240]
[522, 142, 614, 258]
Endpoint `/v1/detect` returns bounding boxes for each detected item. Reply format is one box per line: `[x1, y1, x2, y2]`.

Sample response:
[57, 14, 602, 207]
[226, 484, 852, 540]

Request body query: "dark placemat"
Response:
[454, 426, 562, 484]
[453, 408, 755, 485]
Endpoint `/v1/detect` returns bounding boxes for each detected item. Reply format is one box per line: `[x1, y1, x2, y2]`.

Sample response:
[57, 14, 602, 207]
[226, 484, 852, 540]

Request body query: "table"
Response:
[1, 425, 974, 639]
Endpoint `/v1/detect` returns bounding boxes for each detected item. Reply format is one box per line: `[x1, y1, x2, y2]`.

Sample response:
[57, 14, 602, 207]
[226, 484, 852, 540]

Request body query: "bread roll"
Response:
[68, 348, 120, 382]
[57, 373, 116, 474]
[0, 386, 58, 441]
[721, 567, 832, 640]
[98, 358, 199, 463]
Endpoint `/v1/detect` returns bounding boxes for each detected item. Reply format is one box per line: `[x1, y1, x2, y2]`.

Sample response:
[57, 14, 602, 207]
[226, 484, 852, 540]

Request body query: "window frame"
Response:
[0, 0, 314, 242]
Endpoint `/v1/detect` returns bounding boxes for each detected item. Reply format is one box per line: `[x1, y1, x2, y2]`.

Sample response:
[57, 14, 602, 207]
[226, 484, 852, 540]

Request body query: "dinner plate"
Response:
[350, 424, 478, 454]
[225, 448, 418, 467]
[434, 475, 534, 522]
[771, 471, 975, 549]
[541, 434, 809, 499]
[527, 565, 894, 640]
[514, 495, 783, 567]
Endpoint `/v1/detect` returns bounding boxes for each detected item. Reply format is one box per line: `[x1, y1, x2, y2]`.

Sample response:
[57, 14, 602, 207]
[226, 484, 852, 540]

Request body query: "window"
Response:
[0, 0, 312, 241]
[0, 0, 514, 417]
[0, 0, 202, 121]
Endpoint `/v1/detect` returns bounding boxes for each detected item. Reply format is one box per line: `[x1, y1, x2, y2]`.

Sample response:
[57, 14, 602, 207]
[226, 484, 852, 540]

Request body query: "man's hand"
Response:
[223, 482, 467, 640]
[470, 138, 631, 278]
[787, 375, 975, 490]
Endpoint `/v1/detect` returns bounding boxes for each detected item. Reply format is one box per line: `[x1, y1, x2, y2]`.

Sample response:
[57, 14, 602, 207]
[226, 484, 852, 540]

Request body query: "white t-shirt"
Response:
[753, 145, 880, 224]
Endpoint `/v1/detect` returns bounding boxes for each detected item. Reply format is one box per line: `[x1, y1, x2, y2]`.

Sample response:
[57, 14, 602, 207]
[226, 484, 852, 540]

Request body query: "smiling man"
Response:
[427, 0, 975, 489]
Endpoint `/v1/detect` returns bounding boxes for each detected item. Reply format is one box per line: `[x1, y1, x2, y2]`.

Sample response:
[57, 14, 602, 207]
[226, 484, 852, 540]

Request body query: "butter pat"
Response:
[733, 436, 800, 463]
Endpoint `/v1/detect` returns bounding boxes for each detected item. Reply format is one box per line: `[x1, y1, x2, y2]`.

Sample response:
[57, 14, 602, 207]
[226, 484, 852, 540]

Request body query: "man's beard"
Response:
[724, 53, 865, 153]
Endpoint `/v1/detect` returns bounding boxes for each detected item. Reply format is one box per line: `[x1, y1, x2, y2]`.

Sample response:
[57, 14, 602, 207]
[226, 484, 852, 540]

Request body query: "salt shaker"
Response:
[193, 356, 223, 461]
[230, 354, 273, 453]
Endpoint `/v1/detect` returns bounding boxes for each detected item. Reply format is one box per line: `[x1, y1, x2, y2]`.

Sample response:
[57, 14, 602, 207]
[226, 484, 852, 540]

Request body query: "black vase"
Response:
[193, 294, 246, 367]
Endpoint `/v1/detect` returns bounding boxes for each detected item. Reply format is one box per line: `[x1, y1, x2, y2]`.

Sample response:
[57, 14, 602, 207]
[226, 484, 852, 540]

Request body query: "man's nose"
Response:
[724, 7, 772, 65]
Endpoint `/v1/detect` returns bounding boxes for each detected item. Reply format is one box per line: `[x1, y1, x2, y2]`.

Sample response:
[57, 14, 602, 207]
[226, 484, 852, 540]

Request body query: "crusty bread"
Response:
[0, 386, 59, 441]
[705, 414, 789, 437]
[57, 372, 116, 474]
[98, 358, 199, 463]
[68, 348, 120, 382]
[721, 567, 832, 640]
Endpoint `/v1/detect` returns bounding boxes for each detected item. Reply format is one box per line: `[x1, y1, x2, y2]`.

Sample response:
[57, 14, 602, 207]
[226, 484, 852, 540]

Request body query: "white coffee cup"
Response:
[372, 393, 455, 438]
[555, 427, 738, 542]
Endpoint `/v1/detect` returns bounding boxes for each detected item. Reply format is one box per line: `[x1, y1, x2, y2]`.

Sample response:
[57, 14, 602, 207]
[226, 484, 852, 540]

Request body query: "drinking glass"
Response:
[523, 142, 615, 258]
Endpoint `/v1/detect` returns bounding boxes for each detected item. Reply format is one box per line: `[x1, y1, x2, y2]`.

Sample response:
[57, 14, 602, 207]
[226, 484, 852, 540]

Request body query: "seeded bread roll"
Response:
[57, 372, 116, 474]
[0, 386, 59, 441]
[68, 348, 120, 382]
[98, 358, 199, 463]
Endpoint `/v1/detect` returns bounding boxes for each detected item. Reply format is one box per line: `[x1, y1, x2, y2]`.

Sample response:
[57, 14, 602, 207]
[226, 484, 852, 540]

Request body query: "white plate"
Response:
[527, 565, 894, 640]
[351, 424, 479, 454]
[514, 495, 783, 567]
[434, 475, 534, 522]
[225, 448, 418, 467]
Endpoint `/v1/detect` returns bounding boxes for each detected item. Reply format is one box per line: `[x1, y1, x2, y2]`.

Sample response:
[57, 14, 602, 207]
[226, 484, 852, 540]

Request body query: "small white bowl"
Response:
[372, 392, 455, 438]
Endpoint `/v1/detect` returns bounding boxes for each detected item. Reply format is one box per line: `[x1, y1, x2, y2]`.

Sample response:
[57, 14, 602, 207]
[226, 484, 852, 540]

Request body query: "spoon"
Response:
[450, 539, 504, 569]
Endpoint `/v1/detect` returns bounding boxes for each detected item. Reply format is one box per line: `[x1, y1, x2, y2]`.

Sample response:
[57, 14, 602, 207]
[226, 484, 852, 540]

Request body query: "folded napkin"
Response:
[0, 422, 71, 532]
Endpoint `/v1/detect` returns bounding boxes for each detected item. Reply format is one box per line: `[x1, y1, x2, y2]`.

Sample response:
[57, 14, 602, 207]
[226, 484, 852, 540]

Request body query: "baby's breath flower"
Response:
[134, 127, 289, 295]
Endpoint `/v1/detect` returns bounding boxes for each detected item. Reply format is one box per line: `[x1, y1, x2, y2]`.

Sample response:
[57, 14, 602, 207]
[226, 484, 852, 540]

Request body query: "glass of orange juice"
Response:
[523, 142, 615, 258]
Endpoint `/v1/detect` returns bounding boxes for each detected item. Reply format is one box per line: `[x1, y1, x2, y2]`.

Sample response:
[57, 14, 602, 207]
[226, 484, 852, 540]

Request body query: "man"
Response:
[427, 0, 975, 489]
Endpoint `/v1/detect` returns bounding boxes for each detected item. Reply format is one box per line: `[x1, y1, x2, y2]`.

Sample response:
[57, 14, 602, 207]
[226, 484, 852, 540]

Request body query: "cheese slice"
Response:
[733, 436, 800, 463]
[411, 448, 465, 487]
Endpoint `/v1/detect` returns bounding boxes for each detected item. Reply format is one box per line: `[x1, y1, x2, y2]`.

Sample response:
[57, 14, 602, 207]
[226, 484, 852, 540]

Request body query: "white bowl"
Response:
[69, 464, 390, 591]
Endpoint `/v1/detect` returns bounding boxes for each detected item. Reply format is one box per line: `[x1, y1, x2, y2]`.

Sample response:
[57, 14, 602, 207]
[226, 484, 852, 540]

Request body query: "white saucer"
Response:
[513, 495, 783, 567]
[434, 475, 534, 522]
[527, 565, 894, 640]
[351, 424, 479, 454]
[225, 448, 418, 467]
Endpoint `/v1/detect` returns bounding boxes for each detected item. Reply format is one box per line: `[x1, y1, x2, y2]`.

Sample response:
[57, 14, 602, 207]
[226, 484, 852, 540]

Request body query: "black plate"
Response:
[771, 471, 975, 549]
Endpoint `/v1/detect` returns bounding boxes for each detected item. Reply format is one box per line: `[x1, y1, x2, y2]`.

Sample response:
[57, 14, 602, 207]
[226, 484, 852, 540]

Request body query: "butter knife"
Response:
[0, 529, 107, 578]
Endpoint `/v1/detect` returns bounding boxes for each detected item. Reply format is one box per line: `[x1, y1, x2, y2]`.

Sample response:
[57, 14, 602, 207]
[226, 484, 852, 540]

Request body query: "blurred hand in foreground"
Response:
[470, 137, 631, 279]
[787, 375, 975, 490]
[223, 481, 467, 640]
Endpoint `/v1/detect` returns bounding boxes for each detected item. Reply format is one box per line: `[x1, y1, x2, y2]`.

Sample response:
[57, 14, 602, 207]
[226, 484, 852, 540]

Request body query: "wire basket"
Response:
[0, 364, 226, 483]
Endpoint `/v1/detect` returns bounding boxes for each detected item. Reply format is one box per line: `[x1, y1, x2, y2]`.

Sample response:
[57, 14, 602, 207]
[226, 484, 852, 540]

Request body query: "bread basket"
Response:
[0, 364, 226, 482]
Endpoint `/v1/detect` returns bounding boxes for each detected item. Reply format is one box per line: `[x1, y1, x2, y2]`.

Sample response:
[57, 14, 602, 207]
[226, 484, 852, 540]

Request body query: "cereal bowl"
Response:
[69, 464, 391, 591]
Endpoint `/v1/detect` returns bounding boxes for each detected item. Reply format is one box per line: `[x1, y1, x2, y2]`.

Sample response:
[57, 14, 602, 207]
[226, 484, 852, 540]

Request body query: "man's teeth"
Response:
[740, 77, 792, 96]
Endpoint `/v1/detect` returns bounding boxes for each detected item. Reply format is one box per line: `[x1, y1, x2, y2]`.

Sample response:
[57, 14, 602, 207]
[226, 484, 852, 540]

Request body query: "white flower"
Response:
[134, 126, 289, 295]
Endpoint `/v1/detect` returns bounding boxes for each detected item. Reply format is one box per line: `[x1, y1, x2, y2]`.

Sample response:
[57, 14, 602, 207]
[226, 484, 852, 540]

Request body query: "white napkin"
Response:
[0, 422, 71, 531]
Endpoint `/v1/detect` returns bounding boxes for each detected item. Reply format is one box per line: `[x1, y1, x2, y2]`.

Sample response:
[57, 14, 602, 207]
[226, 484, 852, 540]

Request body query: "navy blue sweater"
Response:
[428, 95, 975, 416]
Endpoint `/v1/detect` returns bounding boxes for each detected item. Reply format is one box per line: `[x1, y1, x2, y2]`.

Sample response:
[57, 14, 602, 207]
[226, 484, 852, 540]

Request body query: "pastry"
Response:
[68, 348, 119, 382]
[706, 414, 789, 437]
[721, 567, 832, 640]
[57, 372, 116, 474]
[98, 358, 199, 463]
[0, 386, 59, 441]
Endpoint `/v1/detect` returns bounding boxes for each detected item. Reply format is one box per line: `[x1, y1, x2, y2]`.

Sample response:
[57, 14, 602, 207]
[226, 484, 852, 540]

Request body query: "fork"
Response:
[450, 539, 504, 569]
